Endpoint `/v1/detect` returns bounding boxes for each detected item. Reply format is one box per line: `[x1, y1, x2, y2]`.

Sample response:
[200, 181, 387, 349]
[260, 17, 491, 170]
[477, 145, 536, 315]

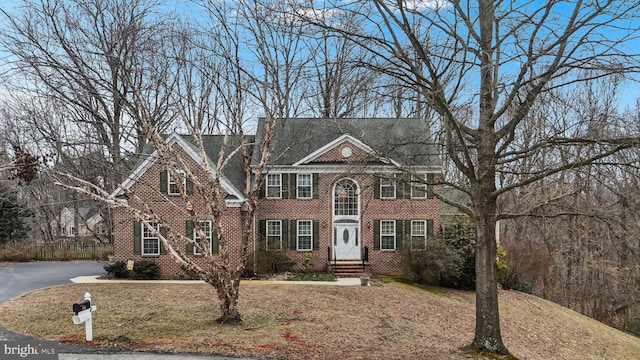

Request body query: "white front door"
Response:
[333, 224, 360, 260]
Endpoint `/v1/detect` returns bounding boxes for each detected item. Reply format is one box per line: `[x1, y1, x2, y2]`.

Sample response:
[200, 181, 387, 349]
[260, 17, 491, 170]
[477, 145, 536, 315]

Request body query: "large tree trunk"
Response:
[213, 278, 241, 323]
[467, 0, 510, 354]
[471, 195, 507, 354]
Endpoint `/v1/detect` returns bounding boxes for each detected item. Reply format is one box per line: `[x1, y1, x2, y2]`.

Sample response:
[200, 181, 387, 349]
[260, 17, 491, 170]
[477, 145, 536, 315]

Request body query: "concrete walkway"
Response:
[71, 275, 365, 286]
[60, 354, 241, 360]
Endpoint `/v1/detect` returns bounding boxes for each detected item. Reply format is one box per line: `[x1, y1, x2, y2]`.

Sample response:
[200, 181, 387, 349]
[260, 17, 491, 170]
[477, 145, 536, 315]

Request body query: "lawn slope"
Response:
[0, 281, 637, 359]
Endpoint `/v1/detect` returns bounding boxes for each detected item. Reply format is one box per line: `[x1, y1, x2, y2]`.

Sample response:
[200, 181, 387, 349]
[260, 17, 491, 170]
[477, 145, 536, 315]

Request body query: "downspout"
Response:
[253, 211, 257, 276]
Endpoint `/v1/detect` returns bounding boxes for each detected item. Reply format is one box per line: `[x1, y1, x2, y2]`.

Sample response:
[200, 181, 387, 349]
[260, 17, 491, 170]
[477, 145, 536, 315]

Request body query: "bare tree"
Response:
[19, 0, 285, 323]
[295, 0, 640, 355]
[1, 0, 176, 192]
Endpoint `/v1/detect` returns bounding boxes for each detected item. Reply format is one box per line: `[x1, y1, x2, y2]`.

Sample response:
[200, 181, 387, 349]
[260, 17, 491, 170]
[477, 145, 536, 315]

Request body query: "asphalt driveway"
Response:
[0, 261, 106, 303]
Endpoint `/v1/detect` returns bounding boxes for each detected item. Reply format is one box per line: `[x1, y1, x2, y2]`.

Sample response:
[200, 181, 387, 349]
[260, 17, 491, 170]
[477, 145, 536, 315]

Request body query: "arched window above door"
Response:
[334, 179, 358, 216]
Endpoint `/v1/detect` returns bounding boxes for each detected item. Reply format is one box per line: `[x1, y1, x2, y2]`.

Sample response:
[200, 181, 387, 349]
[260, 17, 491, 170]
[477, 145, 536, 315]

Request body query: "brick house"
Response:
[111, 118, 442, 277]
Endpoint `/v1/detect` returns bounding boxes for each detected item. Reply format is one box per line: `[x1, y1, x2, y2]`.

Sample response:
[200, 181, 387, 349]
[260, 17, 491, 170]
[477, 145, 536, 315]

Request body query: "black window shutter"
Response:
[427, 174, 435, 199]
[313, 220, 319, 250]
[282, 174, 289, 199]
[259, 220, 266, 249]
[404, 220, 411, 247]
[290, 220, 297, 250]
[258, 178, 266, 198]
[160, 171, 168, 194]
[133, 221, 141, 255]
[185, 220, 194, 254]
[427, 219, 434, 240]
[395, 220, 403, 250]
[211, 225, 219, 253]
[186, 177, 193, 195]
[312, 174, 319, 199]
[160, 226, 168, 254]
[282, 219, 289, 249]
[373, 220, 380, 250]
[401, 174, 410, 199]
[290, 174, 297, 199]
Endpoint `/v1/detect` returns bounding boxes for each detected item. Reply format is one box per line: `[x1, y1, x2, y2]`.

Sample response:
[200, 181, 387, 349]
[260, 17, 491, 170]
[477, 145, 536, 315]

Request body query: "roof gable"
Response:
[252, 118, 441, 168]
[111, 133, 245, 200]
[294, 134, 398, 166]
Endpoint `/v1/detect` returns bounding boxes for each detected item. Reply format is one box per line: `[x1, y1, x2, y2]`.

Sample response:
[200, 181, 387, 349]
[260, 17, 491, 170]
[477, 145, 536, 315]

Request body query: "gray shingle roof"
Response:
[180, 134, 254, 195]
[251, 118, 441, 167]
[125, 134, 252, 198]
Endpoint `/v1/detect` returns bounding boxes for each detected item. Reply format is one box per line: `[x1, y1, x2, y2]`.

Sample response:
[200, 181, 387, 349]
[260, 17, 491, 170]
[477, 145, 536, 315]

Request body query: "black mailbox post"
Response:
[73, 299, 91, 315]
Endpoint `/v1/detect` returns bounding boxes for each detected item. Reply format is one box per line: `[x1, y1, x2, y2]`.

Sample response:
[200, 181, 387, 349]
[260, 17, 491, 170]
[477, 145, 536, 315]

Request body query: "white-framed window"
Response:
[411, 220, 427, 250]
[380, 177, 396, 199]
[297, 174, 312, 199]
[142, 222, 160, 255]
[266, 174, 282, 199]
[380, 220, 396, 250]
[266, 220, 282, 250]
[193, 220, 212, 255]
[168, 169, 186, 195]
[411, 174, 427, 198]
[334, 179, 359, 216]
[297, 220, 313, 251]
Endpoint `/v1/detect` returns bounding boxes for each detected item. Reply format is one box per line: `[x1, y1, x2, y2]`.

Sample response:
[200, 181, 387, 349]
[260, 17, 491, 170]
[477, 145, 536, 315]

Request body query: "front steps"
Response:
[330, 260, 367, 277]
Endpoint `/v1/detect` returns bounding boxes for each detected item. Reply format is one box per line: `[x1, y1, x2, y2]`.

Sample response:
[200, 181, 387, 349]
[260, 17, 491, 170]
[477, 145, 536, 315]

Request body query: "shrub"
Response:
[103, 261, 129, 278]
[510, 278, 533, 294]
[440, 218, 477, 289]
[404, 240, 465, 287]
[300, 253, 314, 272]
[497, 244, 508, 285]
[133, 260, 160, 279]
[254, 250, 295, 275]
[286, 272, 336, 281]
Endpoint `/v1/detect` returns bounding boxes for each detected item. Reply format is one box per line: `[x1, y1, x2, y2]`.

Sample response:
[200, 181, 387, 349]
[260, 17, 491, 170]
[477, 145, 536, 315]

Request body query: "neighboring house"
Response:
[111, 118, 443, 277]
[52, 206, 108, 239]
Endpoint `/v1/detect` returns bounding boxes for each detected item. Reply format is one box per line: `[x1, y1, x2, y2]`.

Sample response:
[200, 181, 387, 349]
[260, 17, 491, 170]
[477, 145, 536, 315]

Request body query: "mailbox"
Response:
[71, 292, 96, 341]
[73, 299, 91, 315]
[72, 310, 92, 325]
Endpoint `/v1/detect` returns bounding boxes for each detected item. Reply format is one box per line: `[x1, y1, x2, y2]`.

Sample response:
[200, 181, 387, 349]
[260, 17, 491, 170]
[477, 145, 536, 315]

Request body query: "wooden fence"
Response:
[0, 242, 113, 261]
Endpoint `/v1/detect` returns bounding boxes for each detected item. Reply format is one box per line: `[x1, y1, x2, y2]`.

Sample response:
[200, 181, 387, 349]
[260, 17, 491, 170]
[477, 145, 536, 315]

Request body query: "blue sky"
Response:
[1, 0, 640, 112]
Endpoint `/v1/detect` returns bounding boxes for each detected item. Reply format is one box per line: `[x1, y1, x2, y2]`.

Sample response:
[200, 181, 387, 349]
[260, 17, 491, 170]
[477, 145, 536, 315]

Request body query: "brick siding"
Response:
[113, 141, 441, 278]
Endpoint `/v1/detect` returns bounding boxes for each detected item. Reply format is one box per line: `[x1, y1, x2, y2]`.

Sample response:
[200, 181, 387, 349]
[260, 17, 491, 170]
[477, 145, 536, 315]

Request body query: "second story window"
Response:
[266, 174, 282, 198]
[334, 179, 358, 216]
[297, 174, 312, 199]
[168, 170, 186, 195]
[380, 177, 396, 199]
[411, 174, 427, 198]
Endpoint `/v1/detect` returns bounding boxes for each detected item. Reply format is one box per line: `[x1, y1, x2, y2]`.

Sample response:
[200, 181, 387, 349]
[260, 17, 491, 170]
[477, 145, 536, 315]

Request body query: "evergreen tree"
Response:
[0, 183, 32, 243]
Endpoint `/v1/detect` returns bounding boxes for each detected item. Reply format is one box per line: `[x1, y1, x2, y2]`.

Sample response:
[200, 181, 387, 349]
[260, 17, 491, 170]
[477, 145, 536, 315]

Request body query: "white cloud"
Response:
[402, 0, 450, 11]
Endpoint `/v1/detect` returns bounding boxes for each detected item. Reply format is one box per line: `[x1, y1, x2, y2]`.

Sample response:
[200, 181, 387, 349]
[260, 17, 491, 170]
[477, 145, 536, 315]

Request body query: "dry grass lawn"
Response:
[0, 280, 638, 360]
